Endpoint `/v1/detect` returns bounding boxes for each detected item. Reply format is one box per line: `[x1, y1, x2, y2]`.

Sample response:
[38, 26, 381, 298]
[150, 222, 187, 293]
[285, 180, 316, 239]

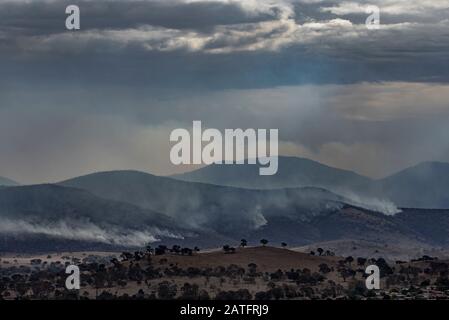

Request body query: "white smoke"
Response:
[252, 205, 268, 229]
[335, 191, 402, 216]
[0, 218, 184, 247]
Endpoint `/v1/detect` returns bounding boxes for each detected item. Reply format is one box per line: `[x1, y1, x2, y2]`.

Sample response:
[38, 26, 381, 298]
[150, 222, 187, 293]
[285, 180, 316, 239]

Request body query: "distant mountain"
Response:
[0, 176, 18, 186]
[372, 162, 449, 208]
[173, 157, 449, 209]
[172, 156, 371, 190]
[60, 170, 346, 237]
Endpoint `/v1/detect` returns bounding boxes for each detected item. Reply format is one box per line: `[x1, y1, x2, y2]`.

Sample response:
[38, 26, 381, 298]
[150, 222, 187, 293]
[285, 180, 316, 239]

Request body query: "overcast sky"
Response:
[0, 0, 448, 183]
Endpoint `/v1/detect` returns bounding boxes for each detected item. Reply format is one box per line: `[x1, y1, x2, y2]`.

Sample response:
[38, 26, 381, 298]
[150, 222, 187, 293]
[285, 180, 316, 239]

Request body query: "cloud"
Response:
[1, 0, 447, 90]
[2, 0, 448, 60]
[320, 0, 449, 16]
[9, 8, 448, 57]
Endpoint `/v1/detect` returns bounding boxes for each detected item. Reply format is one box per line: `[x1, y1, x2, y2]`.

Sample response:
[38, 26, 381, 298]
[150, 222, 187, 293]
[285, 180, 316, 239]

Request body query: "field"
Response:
[1, 246, 449, 300]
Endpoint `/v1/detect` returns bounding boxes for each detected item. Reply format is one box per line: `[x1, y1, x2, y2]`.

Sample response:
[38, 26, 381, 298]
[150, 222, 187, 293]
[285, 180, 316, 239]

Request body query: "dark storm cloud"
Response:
[1, 0, 448, 88]
[0, 0, 274, 33]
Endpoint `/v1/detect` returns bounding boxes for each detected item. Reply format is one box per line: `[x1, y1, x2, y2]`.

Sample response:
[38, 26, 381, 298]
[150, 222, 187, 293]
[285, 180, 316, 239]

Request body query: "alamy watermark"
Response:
[170, 121, 278, 175]
[65, 5, 80, 30]
[65, 265, 80, 290]
[365, 265, 380, 290]
[366, 6, 380, 30]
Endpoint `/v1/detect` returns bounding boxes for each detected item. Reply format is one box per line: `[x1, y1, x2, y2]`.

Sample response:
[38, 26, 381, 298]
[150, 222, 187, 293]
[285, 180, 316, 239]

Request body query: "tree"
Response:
[223, 245, 236, 254]
[347, 280, 368, 298]
[345, 256, 354, 266]
[357, 257, 367, 266]
[240, 239, 248, 247]
[255, 291, 271, 300]
[171, 245, 181, 254]
[325, 250, 334, 256]
[120, 252, 133, 261]
[270, 287, 285, 300]
[436, 276, 449, 290]
[376, 257, 393, 276]
[215, 289, 252, 300]
[281, 242, 287, 248]
[133, 251, 144, 261]
[157, 281, 177, 300]
[339, 268, 354, 282]
[198, 290, 210, 300]
[110, 258, 120, 266]
[247, 263, 258, 275]
[420, 279, 430, 287]
[317, 248, 324, 256]
[180, 283, 199, 299]
[181, 248, 193, 256]
[319, 263, 331, 274]
[155, 245, 167, 255]
[260, 239, 268, 246]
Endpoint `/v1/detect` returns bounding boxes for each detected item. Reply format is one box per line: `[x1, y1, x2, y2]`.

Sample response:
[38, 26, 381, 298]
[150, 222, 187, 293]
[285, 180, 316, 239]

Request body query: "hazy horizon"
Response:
[2, 155, 449, 186]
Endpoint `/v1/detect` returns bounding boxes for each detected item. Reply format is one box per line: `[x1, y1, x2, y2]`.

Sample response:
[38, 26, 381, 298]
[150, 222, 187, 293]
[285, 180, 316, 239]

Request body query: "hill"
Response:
[60, 170, 346, 237]
[0, 184, 211, 252]
[172, 156, 371, 190]
[174, 157, 449, 209]
[147, 246, 339, 272]
[372, 162, 449, 208]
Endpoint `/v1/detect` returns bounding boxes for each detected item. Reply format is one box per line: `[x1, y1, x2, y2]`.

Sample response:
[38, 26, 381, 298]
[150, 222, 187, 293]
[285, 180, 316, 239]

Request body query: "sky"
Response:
[0, 0, 448, 184]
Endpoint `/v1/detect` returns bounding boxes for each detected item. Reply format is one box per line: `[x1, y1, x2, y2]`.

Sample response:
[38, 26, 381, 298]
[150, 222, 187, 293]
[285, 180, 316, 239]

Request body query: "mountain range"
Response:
[60, 170, 346, 235]
[1, 156, 449, 252]
[174, 156, 449, 209]
[371, 162, 449, 208]
[173, 156, 370, 190]
[58, 169, 449, 248]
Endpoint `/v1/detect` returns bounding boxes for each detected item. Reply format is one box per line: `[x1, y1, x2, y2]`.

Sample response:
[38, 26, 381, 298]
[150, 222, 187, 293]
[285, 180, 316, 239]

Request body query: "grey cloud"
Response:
[1, 0, 448, 89]
[0, 0, 273, 33]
